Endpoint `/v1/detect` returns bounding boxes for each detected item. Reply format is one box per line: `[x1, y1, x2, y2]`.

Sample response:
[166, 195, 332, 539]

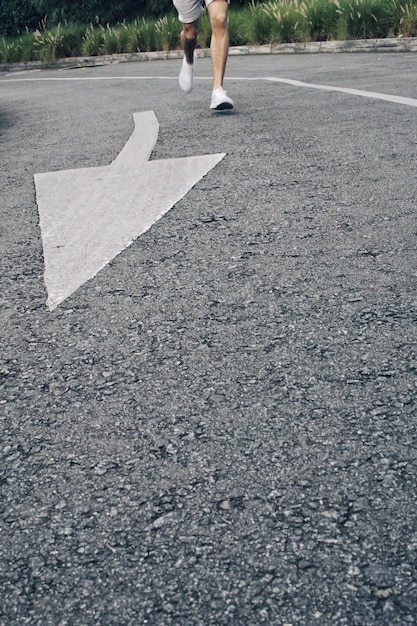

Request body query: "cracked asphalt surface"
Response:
[1, 52, 417, 625]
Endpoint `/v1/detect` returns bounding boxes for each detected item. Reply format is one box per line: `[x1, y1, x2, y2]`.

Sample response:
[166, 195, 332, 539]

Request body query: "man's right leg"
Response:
[178, 19, 199, 93]
[181, 20, 199, 65]
[173, 0, 203, 93]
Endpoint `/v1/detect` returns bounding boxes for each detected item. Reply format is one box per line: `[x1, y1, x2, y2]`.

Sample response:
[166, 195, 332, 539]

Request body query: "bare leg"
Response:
[181, 20, 199, 64]
[179, 19, 199, 92]
[207, 0, 229, 90]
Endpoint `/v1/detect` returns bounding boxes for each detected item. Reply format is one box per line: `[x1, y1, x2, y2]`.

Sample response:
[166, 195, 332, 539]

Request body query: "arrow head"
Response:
[35, 112, 225, 309]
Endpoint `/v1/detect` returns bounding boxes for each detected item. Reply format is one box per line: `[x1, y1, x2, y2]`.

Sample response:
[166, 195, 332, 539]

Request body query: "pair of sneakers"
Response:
[179, 55, 234, 110]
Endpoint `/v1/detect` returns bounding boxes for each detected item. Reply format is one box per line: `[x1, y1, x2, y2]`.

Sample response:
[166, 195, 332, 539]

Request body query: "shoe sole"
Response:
[211, 102, 234, 111]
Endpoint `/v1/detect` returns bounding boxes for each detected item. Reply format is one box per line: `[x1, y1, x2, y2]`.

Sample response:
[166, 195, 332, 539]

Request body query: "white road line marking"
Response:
[264, 76, 417, 108]
[2, 76, 179, 80]
[34, 111, 225, 310]
[3, 74, 417, 108]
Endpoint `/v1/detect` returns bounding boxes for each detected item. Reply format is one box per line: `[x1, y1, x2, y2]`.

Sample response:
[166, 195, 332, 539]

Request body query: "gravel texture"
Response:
[1, 52, 417, 625]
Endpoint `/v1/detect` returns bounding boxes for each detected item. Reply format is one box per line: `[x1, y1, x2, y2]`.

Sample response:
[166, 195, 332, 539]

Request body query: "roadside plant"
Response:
[0, 37, 23, 63]
[154, 16, 181, 51]
[123, 18, 155, 53]
[299, 0, 340, 40]
[394, 0, 417, 36]
[261, 0, 306, 43]
[82, 24, 105, 56]
[33, 25, 65, 62]
[226, 9, 247, 46]
[241, 1, 275, 44]
[0, 32, 35, 63]
[334, 0, 392, 39]
[99, 23, 130, 55]
[59, 24, 85, 57]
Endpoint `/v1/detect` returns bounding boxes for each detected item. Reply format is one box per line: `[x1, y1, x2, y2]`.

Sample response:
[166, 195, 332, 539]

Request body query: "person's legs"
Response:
[207, 0, 234, 110]
[173, 0, 233, 107]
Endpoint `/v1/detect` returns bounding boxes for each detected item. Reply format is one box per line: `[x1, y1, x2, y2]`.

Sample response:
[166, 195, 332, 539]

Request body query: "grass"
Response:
[334, 0, 392, 39]
[154, 16, 182, 51]
[1, 0, 417, 65]
[392, 0, 417, 36]
[299, 0, 340, 41]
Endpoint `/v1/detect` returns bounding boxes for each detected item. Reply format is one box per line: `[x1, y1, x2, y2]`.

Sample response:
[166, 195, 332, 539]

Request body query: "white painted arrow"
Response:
[34, 111, 225, 310]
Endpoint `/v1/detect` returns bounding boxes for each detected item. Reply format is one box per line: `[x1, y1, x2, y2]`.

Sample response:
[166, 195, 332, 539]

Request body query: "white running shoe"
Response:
[210, 87, 234, 111]
[179, 55, 194, 93]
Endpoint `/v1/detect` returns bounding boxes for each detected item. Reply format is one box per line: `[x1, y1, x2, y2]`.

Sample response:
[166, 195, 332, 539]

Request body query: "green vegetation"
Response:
[1, 0, 417, 65]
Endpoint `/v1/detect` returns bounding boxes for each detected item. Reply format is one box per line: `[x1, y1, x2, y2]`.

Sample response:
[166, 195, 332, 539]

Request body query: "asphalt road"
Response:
[1, 52, 417, 625]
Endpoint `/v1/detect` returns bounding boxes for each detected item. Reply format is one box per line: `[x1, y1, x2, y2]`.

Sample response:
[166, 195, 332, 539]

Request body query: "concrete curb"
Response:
[1, 36, 417, 73]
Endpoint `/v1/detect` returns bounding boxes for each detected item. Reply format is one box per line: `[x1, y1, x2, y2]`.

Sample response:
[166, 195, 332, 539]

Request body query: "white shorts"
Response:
[173, 0, 229, 24]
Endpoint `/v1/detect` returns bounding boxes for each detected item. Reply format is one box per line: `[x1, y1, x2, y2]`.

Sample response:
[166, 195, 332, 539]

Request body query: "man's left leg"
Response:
[207, 0, 234, 110]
